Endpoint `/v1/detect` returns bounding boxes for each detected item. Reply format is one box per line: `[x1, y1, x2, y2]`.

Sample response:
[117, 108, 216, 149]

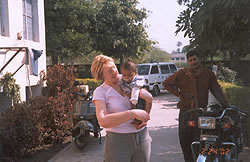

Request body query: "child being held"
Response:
[120, 60, 153, 125]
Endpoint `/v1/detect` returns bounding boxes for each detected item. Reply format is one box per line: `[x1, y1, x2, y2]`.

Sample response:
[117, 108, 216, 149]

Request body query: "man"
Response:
[163, 50, 229, 162]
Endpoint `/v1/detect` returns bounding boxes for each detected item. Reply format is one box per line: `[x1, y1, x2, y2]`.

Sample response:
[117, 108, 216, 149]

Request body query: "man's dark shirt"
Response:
[163, 67, 228, 110]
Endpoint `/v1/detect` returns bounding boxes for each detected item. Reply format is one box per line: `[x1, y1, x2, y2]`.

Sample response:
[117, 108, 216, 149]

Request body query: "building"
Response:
[170, 52, 186, 62]
[0, 0, 46, 103]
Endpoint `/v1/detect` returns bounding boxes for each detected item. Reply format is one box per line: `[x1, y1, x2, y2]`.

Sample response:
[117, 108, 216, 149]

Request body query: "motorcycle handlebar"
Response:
[216, 108, 233, 120]
[183, 106, 247, 120]
[217, 107, 247, 120]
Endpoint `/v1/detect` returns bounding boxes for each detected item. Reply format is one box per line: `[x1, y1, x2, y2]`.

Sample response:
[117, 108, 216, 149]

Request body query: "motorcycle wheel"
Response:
[74, 130, 90, 149]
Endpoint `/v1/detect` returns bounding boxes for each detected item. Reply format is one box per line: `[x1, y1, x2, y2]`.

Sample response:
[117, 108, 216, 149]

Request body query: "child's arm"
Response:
[130, 87, 140, 105]
[139, 89, 153, 114]
[130, 75, 146, 105]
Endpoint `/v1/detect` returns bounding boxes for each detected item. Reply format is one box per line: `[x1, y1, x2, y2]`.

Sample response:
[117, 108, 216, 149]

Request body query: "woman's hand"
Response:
[135, 121, 147, 129]
[131, 109, 150, 122]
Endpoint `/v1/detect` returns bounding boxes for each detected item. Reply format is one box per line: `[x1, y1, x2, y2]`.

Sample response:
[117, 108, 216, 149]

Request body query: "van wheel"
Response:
[152, 86, 160, 96]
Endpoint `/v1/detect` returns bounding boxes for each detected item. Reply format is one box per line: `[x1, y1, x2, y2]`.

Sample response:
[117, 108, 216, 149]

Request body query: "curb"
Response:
[47, 142, 73, 162]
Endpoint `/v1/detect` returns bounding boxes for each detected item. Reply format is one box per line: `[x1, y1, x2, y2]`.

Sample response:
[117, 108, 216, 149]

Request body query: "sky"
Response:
[137, 0, 190, 53]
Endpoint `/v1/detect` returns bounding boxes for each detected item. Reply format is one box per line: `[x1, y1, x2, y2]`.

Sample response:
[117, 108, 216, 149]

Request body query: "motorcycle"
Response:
[72, 82, 102, 149]
[185, 105, 247, 162]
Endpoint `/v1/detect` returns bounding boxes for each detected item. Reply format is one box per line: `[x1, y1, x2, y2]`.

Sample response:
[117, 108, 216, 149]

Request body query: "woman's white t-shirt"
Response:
[93, 83, 143, 133]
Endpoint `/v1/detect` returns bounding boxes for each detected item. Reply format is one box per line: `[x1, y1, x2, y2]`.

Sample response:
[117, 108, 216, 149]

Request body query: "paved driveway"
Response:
[48, 91, 250, 162]
[49, 91, 184, 162]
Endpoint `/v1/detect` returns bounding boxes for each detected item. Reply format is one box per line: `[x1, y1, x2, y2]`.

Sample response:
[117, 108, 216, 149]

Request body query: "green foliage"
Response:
[175, 62, 189, 69]
[76, 78, 102, 91]
[93, 0, 154, 64]
[0, 72, 21, 104]
[45, 0, 96, 64]
[176, 0, 250, 61]
[219, 81, 250, 146]
[219, 81, 250, 110]
[217, 63, 238, 83]
[45, 0, 154, 65]
[136, 46, 170, 63]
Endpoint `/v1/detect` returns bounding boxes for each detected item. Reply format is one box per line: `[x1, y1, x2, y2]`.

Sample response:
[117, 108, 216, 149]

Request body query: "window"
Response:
[169, 64, 177, 73]
[150, 65, 159, 74]
[181, 57, 185, 60]
[160, 65, 170, 74]
[0, 0, 9, 36]
[22, 0, 39, 41]
[137, 65, 150, 75]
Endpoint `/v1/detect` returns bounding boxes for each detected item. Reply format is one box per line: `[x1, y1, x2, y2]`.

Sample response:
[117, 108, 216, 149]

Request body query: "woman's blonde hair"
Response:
[91, 54, 114, 80]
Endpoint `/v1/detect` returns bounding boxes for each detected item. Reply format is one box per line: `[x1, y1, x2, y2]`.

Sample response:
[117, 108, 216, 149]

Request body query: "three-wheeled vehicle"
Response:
[72, 83, 102, 149]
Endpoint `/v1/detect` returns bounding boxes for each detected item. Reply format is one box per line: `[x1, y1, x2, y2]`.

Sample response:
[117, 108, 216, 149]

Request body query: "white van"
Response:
[136, 62, 178, 96]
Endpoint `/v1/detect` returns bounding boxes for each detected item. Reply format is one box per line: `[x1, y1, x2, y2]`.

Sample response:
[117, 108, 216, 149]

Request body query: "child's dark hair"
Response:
[186, 50, 200, 60]
[120, 59, 137, 72]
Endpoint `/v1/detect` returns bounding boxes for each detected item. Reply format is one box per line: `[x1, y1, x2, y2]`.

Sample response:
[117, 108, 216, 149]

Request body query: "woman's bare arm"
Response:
[139, 88, 153, 114]
[94, 100, 150, 128]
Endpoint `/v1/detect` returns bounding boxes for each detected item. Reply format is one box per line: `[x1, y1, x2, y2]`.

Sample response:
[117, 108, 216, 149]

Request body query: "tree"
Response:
[176, 0, 250, 62]
[137, 46, 170, 63]
[93, 0, 154, 64]
[176, 41, 183, 53]
[45, 0, 96, 64]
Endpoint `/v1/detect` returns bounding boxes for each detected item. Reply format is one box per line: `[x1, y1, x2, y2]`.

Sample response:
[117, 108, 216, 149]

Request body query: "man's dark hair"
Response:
[186, 50, 200, 60]
[120, 59, 136, 72]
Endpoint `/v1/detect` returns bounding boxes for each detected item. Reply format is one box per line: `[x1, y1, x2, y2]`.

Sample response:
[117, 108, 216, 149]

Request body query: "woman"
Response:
[91, 54, 152, 162]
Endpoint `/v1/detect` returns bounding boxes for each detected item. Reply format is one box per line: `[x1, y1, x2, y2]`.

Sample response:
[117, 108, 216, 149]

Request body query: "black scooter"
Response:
[72, 82, 102, 149]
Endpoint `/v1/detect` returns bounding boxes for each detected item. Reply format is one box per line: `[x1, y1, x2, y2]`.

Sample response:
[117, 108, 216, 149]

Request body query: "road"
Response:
[49, 91, 184, 162]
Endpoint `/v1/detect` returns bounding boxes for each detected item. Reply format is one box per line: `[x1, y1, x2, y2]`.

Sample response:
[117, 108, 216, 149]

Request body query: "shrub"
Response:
[219, 81, 250, 110]
[0, 72, 21, 104]
[175, 62, 189, 69]
[219, 81, 250, 146]
[46, 65, 76, 97]
[76, 78, 102, 91]
[0, 65, 77, 161]
[38, 65, 76, 144]
[217, 63, 238, 83]
[29, 95, 73, 145]
[0, 102, 40, 161]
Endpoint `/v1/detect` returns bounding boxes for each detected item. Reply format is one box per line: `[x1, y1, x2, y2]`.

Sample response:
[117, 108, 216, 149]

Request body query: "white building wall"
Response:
[0, 0, 46, 101]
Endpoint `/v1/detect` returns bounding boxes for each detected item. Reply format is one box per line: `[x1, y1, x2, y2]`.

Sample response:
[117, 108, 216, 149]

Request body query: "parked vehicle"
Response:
[72, 82, 102, 149]
[185, 105, 247, 162]
[136, 62, 178, 96]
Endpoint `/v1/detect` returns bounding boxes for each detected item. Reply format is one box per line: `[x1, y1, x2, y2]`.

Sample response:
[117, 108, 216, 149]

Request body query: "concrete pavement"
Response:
[49, 92, 184, 162]
[48, 92, 249, 162]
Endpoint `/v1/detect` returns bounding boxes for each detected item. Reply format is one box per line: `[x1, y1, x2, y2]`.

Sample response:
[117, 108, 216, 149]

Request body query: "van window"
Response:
[160, 65, 170, 74]
[150, 65, 159, 74]
[169, 64, 177, 73]
[137, 65, 150, 75]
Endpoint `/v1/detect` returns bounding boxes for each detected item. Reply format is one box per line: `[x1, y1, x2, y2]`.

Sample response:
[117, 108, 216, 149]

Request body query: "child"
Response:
[120, 60, 153, 125]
